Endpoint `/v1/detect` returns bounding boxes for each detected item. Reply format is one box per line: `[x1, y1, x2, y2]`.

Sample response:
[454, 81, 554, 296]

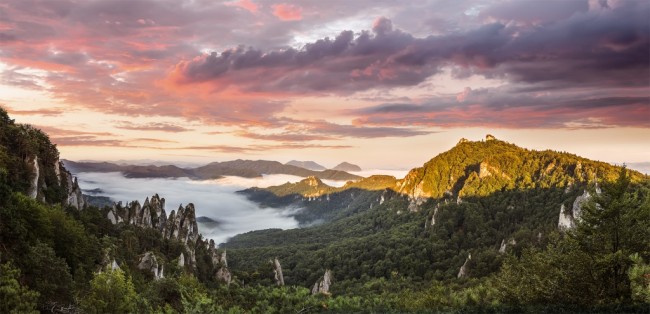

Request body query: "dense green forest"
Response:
[1, 107, 649, 313]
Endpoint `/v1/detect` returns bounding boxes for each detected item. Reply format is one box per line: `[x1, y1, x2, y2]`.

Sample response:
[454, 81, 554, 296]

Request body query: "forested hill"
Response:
[240, 134, 645, 223]
[397, 134, 643, 201]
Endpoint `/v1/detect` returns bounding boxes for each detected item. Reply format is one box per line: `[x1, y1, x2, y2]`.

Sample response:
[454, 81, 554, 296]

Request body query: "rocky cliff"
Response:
[26, 155, 85, 209]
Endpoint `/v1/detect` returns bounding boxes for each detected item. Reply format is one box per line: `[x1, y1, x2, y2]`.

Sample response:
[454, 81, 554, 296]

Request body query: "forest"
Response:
[1, 107, 649, 313]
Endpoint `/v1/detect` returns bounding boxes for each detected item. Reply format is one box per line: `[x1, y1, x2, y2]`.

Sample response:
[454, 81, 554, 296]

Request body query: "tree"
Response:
[81, 268, 138, 314]
[573, 167, 650, 301]
[0, 261, 39, 314]
[22, 242, 74, 309]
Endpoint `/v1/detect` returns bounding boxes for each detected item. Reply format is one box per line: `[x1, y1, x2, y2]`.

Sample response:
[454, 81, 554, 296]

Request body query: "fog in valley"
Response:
[76, 172, 306, 245]
[75, 169, 409, 245]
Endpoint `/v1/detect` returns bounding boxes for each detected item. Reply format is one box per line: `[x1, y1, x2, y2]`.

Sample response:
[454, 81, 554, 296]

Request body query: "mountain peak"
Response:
[332, 162, 362, 172]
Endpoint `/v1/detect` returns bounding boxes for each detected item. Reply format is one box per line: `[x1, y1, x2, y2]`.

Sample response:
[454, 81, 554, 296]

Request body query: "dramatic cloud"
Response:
[171, 1, 649, 96]
[1, 0, 648, 165]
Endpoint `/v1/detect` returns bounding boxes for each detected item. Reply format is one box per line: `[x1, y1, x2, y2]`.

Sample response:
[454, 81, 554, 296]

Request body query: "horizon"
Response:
[1, 0, 648, 172]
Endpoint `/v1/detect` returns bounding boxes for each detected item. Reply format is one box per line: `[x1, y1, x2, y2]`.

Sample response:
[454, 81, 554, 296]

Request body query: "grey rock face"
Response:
[216, 267, 232, 285]
[271, 258, 284, 286]
[559, 189, 598, 231]
[498, 239, 516, 254]
[457, 253, 471, 278]
[311, 270, 332, 295]
[28, 156, 85, 209]
[27, 155, 39, 199]
[138, 251, 164, 280]
[208, 239, 231, 284]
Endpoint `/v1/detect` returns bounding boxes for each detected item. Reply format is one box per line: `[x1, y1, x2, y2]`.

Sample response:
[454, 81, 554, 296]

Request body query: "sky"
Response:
[1, 0, 648, 171]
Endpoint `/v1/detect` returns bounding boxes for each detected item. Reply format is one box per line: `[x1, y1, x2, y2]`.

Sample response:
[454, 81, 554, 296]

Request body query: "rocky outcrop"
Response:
[311, 270, 332, 295]
[499, 239, 516, 254]
[178, 252, 185, 268]
[486, 134, 496, 141]
[26, 156, 85, 209]
[457, 254, 471, 278]
[216, 267, 232, 285]
[60, 162, 86, 209]
[479, 161, 492, 179]
[138, 251, 164, 280]
[558, 204, 575, 230]
[207, 240, 231, 285]
[108, 195, 200, 268]
[559, 188, 599, 230]
[478, 161, 511, 180]
[271, 258, 284, 286]
[27, 156, 39, 199]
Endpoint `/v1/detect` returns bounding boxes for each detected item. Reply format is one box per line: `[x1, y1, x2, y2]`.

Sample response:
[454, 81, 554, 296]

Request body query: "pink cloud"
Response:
[272, 4, 302, 21]
[226, 0, 259, 14]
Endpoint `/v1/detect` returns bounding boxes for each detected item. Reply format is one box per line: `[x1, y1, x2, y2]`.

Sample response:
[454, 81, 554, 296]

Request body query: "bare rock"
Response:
[138, 251, 163, 280]
[216, 267, 232, 285]
[311, 270, 332, 295]
[457, 253, 471, 278]
[271, 258, 284, 286]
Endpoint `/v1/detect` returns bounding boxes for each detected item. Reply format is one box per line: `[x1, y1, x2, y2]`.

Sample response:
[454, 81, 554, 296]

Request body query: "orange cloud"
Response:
[272, 4, 302, 21]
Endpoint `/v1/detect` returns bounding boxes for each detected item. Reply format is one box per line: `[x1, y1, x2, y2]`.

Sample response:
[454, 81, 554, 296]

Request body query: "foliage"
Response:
[0, 261, 39, 314]
[497, 168, 650, 309]
[81, 268, 138, 314]
[628, 253, 650, 303]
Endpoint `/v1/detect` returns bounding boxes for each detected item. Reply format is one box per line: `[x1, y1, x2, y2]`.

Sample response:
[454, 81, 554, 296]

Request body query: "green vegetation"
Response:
[1, 107, 648, 312]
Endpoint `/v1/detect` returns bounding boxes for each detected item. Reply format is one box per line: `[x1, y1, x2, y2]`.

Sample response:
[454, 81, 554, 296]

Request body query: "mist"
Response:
[76, 172, 310, 245]
[75, 169, 408, 245]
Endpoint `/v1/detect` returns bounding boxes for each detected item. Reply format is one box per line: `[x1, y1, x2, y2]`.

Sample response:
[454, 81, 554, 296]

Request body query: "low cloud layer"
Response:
[76, 172, 307, 245]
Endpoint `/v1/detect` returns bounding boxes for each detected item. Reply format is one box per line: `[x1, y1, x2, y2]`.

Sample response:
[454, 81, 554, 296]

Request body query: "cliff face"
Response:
[26, 155, 85, 209]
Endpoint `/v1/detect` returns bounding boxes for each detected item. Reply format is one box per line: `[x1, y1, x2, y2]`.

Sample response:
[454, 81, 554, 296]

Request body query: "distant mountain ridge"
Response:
[285, 160, 327, 171]
[63, 159, 362, 181]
